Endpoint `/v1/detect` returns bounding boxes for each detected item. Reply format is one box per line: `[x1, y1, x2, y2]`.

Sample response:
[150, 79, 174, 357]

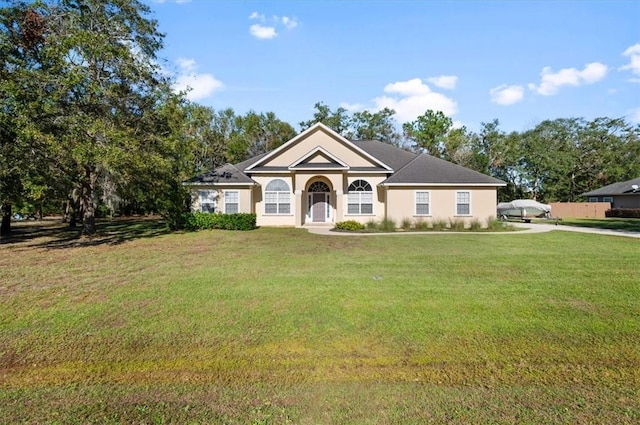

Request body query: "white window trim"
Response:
[198, 190, 217, 213]
[603, 197, 613, 203]
[455, 191, 472, 216]
[346, 179, 374, 216]
[224, 190, 239, 214]
[414, 190, 431, 216]
[264, 179, 291, 215]
[588, 197, 598, 203]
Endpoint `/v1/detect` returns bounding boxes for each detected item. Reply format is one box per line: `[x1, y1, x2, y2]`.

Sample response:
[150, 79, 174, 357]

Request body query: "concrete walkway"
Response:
[304, 222, 640, 239]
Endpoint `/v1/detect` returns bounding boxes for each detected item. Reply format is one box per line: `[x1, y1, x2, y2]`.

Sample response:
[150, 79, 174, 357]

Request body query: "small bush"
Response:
[184, 212, 256, 231]
[334, 220, 365, 231]
[469, 218, 483, 231]
[414, 219, 431, 231]
[366, 220, 379, 230]
[432, 218, 448, 231]
[380, 218, 396, 232]
[449, 218, 466, 231]
[605, 208, 640, 218]
[401, 217, 413, 230]
[486, 216, 503, 231]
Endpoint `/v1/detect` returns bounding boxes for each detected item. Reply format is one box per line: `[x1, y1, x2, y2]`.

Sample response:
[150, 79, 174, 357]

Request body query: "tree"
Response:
[6, 0, 170, 235]
[0, 2, 53, 237]
[299, 102, 351, 135]
[402, 110, 453, 157]
[348, 108, 402, 146]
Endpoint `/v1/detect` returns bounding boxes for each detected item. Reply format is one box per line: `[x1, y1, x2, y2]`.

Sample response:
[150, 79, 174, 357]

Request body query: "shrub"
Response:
[380, 218, 396, 232]
[366, 220, 379, 230]
[469, 218, 483, 231]
[414, 219, 431, 231]
[334, 220, 365, 231]
[184, 212, 256, 231]
[400, 217, 413, 230]
[486, 216, 503, 231]
[449, 218, 466, 231]
[432, 218, 447, 231]
[605, 208, 640, 218]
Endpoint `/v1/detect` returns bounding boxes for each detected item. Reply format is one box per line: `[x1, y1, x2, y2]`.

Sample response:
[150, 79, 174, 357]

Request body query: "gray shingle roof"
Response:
[185, 137, 504, 186]
[382, 154, 506, 185]
[351, 140, 417, 171]
[184, 163, 255, 185]
[582, 177, 640, 196]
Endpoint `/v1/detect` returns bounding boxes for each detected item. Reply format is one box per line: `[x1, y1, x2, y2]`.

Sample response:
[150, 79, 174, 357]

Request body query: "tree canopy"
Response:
[1, 1, 638, 238]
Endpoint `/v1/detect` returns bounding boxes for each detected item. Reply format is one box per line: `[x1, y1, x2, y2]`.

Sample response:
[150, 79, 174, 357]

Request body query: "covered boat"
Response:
[497, 199, 551, 220]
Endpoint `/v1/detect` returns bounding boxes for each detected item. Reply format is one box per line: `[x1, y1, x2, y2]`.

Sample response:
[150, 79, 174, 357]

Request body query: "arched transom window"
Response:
[308, 181, 330, 192]
[347, 179, 373, 214]
[265, 179, 291, 214]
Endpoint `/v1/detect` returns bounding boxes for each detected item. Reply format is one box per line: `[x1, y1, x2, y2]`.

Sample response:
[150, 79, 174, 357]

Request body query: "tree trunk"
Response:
[81, 167, 97, 236]
[1, 203, 12, 238]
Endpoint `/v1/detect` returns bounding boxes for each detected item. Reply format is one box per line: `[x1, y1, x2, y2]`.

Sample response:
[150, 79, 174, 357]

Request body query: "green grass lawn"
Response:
[1, 219, 639, 424]
[558, 217, 640, 232]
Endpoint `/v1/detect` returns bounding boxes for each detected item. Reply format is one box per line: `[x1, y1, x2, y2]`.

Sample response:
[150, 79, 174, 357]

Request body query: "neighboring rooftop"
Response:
[583, 177, 640, 196]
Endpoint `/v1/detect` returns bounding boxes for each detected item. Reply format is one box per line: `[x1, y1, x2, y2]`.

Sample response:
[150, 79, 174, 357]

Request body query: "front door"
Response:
[312, 193, 327, 222]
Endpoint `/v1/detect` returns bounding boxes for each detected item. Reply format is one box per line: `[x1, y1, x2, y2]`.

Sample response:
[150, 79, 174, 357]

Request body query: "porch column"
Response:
[295, 189, 303, 227]
[335, 189, 343, 222]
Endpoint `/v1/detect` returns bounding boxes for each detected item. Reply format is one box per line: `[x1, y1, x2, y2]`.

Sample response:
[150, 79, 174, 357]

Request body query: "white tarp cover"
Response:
[497, 199, 551, 212]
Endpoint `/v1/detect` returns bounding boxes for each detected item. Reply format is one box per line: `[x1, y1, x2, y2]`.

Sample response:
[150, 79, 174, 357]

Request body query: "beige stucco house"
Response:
[184, 123, 506, 227]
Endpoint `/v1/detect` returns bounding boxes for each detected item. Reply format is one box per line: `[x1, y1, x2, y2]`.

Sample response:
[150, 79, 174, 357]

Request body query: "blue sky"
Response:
[149, 0, 640, 132]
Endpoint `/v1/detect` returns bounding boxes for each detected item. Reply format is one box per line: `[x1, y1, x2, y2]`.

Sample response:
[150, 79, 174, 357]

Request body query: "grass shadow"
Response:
[1, 216, 172, 249]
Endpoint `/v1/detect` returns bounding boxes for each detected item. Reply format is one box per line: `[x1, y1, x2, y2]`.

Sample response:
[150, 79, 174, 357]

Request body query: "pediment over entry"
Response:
[288, 146, 349, 170]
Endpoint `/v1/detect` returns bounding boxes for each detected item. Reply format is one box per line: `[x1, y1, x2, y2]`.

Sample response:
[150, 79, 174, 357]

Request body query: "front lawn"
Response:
[559, 217, 640, 232]
[1, 220, 639, 424]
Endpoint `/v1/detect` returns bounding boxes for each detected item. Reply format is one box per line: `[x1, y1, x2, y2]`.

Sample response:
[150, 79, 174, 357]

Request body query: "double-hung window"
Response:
[347, 180, 373, 214]
[456, 191, 470, 215]
[224, 191, 239, 214]
[199, 190, 217, 213]
[415, 191, 430, 215]
[265, 179, 291, 214]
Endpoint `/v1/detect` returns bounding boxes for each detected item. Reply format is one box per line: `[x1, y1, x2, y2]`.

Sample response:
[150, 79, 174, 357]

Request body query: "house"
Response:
[582, 177, 640, 209]
[184, 123, 506, 227]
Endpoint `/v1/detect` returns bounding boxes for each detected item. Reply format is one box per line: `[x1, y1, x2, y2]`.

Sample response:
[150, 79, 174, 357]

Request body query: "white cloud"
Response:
[173, 58, 224, 101]
[620, 43, 640, 79]
[628, 107, 640, 124]
[281, 16, 299, 29]
[528, 62, 608, 96]
[339, 102, 365, 112]
[249, 11, 265, 21]
[249, 12, 298, 39]
[490, 84, 524, 105]
[250, 24, 277, 40]
[371, 78, 458, 122]
[427, 75, 458, 90]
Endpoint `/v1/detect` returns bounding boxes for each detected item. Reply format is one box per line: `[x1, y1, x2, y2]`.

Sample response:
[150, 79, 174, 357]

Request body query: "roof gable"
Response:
[244, 123, 392, 172]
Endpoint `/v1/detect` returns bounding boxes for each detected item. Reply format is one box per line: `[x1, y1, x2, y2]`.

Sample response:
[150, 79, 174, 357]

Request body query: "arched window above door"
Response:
[308, 181, 330, 192]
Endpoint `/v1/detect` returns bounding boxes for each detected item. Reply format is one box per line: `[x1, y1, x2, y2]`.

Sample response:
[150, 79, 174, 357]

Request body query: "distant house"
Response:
[582, 177, 640, 209]
[184, 123, 506, 227]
